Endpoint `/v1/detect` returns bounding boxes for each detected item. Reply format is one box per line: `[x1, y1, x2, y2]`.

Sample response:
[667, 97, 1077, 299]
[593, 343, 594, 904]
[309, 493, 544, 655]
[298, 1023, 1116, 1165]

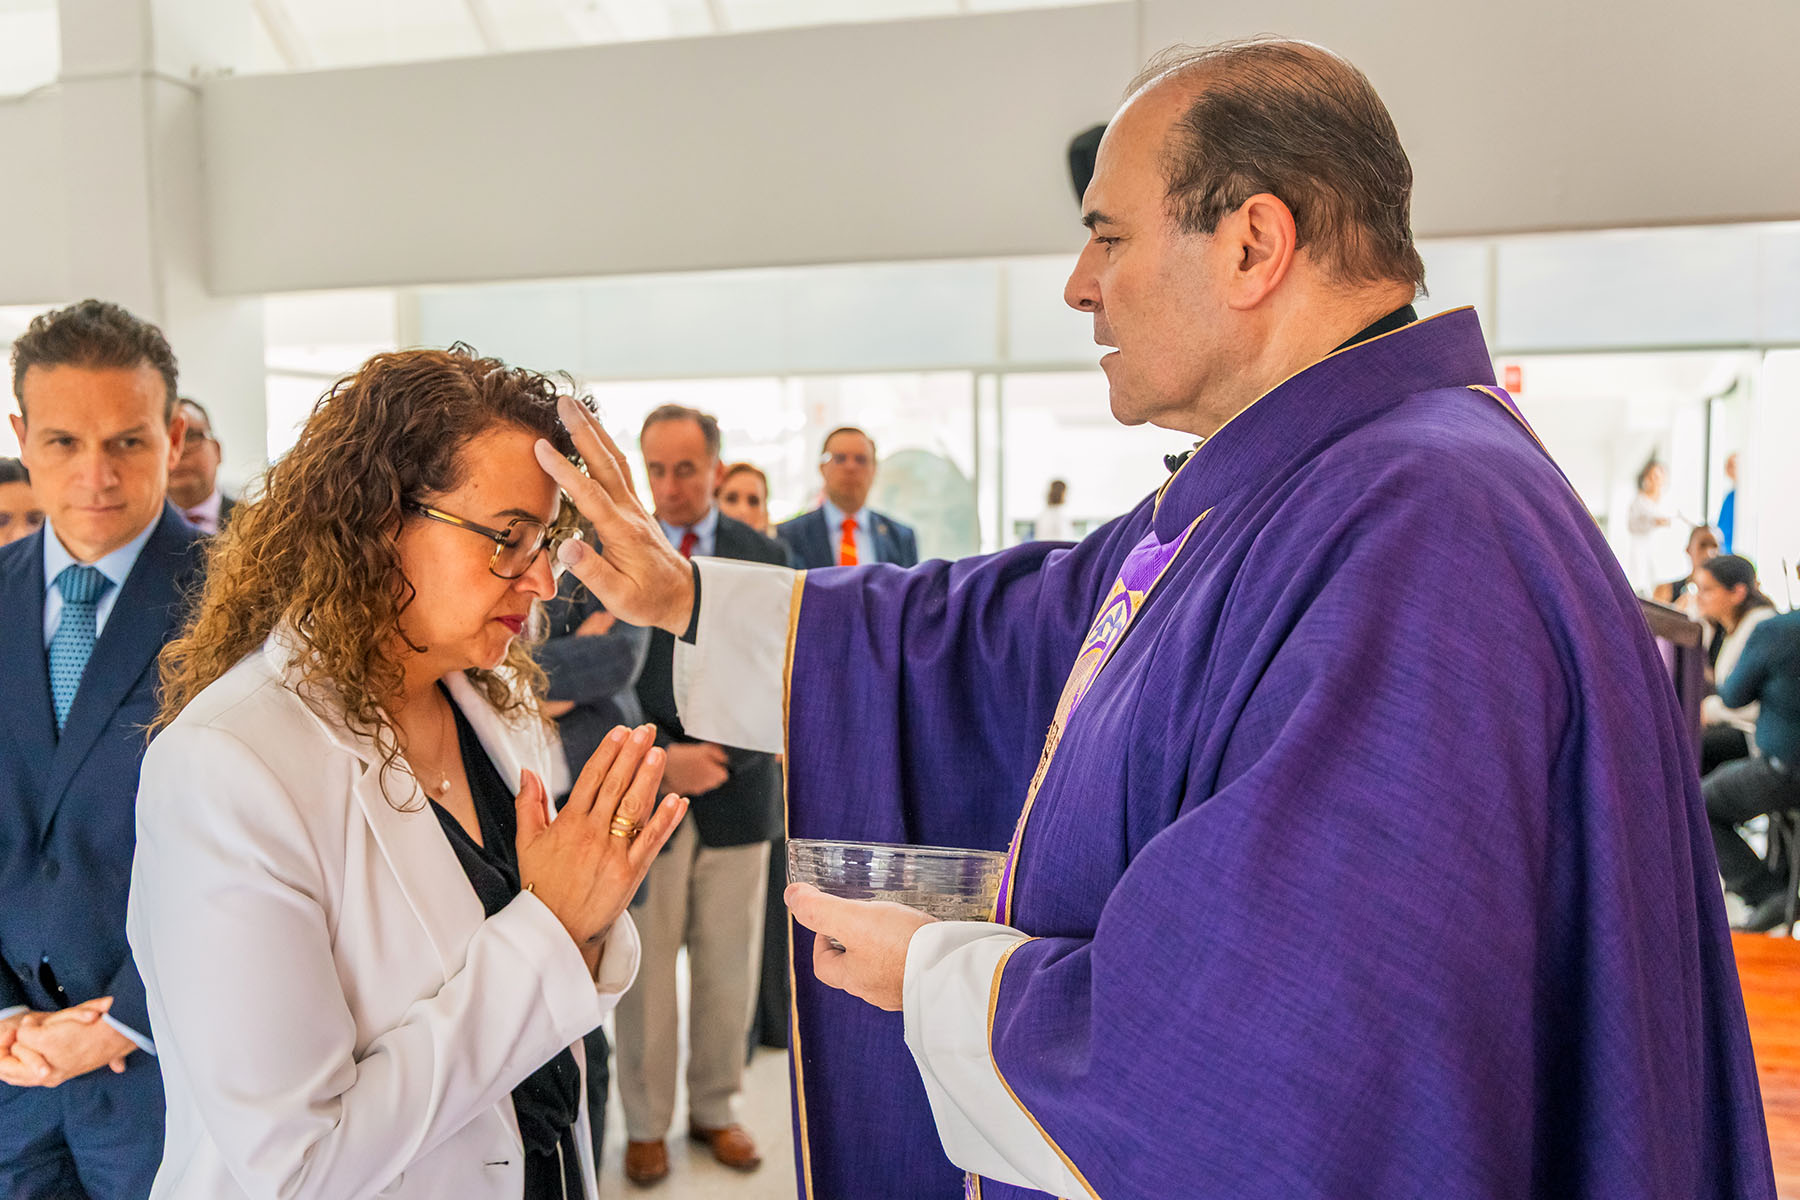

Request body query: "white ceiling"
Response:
[244, 0, 1115, 72]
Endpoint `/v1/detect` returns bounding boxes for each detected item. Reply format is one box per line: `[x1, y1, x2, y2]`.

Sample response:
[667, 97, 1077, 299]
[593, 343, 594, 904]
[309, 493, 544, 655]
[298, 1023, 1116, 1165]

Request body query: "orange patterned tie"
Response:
[837, 516, 858, 566]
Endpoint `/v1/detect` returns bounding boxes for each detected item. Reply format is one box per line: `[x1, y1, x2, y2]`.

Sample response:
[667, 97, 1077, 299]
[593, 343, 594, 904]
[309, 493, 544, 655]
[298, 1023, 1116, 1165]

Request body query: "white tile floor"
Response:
[591, 948, 799, 1199]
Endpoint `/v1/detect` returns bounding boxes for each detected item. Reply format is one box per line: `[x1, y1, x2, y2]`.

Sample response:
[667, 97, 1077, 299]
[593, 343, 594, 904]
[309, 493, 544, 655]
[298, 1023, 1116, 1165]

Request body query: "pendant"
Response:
[435, 778, 451, 796]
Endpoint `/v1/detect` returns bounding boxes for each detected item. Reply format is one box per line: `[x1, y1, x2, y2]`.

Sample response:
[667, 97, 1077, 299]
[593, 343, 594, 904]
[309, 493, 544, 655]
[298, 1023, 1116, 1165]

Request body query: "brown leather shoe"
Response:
[624, 1139, 669, 1186]
[688, 1122, 762, 1171]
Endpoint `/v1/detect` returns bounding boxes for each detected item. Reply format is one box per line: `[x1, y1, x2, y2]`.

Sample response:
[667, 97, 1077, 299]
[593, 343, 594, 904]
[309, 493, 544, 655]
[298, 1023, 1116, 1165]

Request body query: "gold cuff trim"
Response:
[781, 569, 817, 1200]
[986, 938, 1102, 1199]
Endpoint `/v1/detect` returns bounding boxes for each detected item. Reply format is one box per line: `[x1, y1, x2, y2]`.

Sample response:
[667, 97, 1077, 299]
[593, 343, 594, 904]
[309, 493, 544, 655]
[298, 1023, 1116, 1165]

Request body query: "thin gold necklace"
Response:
[408, 692, 455, 798]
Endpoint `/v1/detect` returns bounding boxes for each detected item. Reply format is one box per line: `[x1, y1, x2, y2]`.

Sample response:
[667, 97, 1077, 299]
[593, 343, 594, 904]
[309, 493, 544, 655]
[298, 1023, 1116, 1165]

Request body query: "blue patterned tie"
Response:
[49, 564, 112, 732]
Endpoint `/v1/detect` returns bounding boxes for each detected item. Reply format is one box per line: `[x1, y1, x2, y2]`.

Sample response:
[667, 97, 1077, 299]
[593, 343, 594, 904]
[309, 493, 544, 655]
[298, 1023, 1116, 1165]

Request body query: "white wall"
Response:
[0, 94, 71, 303]
[200, 5, 1137, 294]
[187, 0, 1800, 297]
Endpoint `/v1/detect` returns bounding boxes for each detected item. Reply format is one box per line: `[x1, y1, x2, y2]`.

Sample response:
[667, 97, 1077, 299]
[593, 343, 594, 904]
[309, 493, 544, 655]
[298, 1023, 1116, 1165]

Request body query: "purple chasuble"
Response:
[780, 308, 1774, 1200]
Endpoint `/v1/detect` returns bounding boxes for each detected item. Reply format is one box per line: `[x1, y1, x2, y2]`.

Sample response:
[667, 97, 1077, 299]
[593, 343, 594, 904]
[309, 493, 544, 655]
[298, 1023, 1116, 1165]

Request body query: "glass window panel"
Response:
[791, 372, 978, 558]
[778, 262, 998, 373]
[416, 282, 583, 375]
[1755, 226, 1800, 344]
[1750, 350, 1800, 602]
[1416, 238, 1489, 321]
[1495, 227, 1760, 351]
[1004, 255, 1094, 366]
[998, 371, 1193, 545]
[578, 272, 788, 378]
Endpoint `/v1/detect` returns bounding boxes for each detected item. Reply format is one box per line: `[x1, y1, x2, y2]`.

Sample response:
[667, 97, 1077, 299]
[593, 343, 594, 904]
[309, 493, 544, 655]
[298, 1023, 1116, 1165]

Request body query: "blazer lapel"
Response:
[872, 516, 894, 565]
[259, 631, 492, 992]
[0, 532, 56, 814]
[41, 508, 195, 832]
[804, 509, 832, 569]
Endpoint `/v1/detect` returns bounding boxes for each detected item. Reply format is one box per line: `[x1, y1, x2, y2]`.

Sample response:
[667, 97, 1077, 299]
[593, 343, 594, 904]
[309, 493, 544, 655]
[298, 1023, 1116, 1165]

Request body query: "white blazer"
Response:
[127, 633, 640, 1200]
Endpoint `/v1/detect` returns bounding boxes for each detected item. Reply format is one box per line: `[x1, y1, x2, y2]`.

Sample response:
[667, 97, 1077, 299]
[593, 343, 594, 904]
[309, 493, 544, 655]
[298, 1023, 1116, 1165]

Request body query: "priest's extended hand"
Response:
[785, 883, 938, 1012]
[533, 395, 695, 636]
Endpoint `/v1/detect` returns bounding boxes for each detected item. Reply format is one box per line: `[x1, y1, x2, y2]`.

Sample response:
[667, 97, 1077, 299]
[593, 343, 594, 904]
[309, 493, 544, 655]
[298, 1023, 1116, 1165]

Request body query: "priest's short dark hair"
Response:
[1130, 39, 1427, 292]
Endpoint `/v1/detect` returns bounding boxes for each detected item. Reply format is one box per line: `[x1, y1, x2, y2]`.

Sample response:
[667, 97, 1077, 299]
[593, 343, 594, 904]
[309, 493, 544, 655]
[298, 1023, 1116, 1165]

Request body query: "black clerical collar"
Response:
[1163, 303, 1420, 473]
[1332, 303, 1418, 353]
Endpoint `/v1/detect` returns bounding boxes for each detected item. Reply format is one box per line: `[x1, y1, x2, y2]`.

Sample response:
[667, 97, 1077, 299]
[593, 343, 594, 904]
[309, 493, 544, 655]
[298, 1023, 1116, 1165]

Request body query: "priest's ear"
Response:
[1221, 192, 1298, 311]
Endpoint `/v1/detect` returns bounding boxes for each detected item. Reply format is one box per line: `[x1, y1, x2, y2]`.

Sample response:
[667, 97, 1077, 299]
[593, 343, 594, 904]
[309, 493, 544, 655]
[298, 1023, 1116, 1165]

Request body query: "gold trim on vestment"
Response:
[999, 511, 1208, 926]
[985, 939, 1102, 1200]
[782, 570, 816, 1200]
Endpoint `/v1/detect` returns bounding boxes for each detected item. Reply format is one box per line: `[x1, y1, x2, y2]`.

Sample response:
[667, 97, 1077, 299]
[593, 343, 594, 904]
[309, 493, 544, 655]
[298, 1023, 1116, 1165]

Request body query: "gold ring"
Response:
[609, 815, 642, 841]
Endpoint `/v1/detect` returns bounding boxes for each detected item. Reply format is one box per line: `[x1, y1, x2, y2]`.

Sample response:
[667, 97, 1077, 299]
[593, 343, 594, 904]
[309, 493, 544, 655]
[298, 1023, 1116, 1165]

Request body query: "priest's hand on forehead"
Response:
[786, 883, 937, 1013]
[534, 395, 695, 634]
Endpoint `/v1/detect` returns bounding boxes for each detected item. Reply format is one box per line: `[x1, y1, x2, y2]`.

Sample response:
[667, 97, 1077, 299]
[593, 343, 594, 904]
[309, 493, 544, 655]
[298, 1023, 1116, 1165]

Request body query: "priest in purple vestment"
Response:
[535, 37, 1774, 1200]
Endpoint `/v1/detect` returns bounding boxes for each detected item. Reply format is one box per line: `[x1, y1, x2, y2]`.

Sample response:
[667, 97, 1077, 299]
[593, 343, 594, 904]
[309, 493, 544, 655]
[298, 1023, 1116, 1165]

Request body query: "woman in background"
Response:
[0, 456, 44, 545]
[1652, 524, 1722, 619]
[716, 461, 773, 535]
[129, 346, 686, 1200]
[1696, 555, 1779, 776]
[1626, 458, 1678, 593]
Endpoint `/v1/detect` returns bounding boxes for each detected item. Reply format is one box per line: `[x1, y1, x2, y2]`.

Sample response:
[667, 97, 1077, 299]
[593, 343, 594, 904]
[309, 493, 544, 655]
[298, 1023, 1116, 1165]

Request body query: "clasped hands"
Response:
[533, 395, 939, 1013]
[0, 996, 135, 1088]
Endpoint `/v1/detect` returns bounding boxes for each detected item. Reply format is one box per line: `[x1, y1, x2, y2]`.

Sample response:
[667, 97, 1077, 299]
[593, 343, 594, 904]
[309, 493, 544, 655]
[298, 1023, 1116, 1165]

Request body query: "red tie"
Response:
[679, 529, 699, 558]
[837, 517, 858, 567]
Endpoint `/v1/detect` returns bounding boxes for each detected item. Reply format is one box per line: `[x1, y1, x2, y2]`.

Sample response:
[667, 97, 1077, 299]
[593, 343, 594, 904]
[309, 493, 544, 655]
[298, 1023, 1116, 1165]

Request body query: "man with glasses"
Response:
[168, 399, 235, 535]
[777, 427, 918, 570]
[0, 300, 204, 1200]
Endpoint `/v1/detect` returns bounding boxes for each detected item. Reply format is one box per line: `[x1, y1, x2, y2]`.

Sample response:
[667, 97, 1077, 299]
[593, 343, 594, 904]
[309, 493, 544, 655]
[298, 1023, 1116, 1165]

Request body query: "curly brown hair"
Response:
[155, 345, 584, 802]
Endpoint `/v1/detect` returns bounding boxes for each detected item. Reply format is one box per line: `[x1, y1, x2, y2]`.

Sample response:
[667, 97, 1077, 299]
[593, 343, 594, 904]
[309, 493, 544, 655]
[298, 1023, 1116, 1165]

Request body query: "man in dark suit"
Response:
[615, 405, 788, 1187]
[533, 574, 651, 1170]
[0, 300, 204, 1200]
[167, 398, 235, 535]
[777, 426, 919, 569]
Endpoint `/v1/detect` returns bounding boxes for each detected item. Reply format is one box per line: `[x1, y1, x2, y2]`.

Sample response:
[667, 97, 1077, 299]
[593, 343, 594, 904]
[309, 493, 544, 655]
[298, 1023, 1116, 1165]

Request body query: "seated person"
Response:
[1653, 524, 1722, 619]
[1695, 555, 1777, 775]
[1704, 565, 1800, 932]
[128, 346, 688, 1200]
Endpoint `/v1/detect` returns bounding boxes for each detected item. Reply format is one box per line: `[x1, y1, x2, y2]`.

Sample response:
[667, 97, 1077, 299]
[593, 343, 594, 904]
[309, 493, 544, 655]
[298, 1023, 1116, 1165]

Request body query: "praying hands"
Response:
[0, 996, 134, 1088]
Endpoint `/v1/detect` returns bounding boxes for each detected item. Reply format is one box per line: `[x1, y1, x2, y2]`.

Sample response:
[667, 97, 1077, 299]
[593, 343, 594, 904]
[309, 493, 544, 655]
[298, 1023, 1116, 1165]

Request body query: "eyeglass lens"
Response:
[493, 522, 550, 578]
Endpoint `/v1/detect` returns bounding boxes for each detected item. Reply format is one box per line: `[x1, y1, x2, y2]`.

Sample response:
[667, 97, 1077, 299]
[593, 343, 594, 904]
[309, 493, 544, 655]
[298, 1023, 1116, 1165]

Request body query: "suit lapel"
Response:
[803, 509, 832, 568]
[41, 507, 196, 832]
[871, 515, 893, 565]
[0, 531, 57, 814]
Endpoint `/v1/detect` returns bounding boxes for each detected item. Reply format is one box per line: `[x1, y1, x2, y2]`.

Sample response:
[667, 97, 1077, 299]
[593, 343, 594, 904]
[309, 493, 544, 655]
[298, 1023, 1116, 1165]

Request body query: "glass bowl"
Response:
[786, 838, 1006, 922]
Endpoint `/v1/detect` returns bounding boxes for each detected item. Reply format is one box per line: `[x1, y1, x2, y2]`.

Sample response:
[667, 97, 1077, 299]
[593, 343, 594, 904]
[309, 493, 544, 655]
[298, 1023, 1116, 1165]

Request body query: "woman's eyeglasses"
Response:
[404, 502, 577, 580]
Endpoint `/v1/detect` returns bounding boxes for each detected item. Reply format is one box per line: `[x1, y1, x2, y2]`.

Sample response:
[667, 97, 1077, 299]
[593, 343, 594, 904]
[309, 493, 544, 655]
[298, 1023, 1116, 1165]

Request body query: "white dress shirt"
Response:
[670, 557, 1085, 1196]
[40, 513, 159, 645]
[180, 488, 224, 536]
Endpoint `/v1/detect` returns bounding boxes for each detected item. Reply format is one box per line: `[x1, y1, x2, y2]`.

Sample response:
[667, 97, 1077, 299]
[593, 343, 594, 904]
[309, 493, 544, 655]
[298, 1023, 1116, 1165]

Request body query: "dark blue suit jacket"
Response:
[777, 506, 919, 570]
[0, 504, 203, 1038]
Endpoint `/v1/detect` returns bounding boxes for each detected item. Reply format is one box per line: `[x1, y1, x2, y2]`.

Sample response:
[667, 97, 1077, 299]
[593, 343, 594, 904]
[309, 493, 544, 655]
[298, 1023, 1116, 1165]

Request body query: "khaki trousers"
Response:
[615, 816, 770, 1139]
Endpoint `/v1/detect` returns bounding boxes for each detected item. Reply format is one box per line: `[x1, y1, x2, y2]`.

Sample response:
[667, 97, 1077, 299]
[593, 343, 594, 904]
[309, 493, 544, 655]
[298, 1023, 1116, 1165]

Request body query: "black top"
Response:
[429, 692, 584, 1200]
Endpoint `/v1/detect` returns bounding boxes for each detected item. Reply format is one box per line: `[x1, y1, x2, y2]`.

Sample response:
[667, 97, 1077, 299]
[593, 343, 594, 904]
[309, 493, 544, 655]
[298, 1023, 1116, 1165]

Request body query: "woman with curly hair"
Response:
[126, 346, 687, 1200]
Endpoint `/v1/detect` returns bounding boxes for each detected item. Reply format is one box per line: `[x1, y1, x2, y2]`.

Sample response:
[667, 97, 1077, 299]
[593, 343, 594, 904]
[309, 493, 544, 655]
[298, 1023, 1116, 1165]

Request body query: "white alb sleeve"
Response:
[672, 558, 797, 754]
[902, 922, 1089, 1198]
